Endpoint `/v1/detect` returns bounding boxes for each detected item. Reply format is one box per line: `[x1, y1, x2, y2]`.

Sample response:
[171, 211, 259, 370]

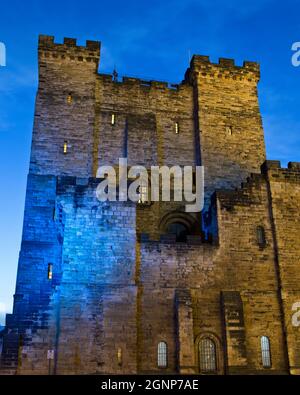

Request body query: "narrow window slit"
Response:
[63, 141, 68, 154]
[117, 348, 122, 366]
[48, 264, 53, 280]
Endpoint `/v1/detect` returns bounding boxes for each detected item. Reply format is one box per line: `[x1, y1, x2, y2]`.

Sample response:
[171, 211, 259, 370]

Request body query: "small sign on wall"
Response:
[47, 349, 54, 360]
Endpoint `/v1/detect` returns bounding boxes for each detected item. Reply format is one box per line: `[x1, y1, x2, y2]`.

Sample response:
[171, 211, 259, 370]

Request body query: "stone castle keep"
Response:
[0, 35, 300, 375]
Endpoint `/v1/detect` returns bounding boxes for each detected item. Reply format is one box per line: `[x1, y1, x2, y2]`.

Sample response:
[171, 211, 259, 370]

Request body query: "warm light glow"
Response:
[117, 347, 122, 366]
[111, 113, 115, 125]
[63, 141, 68, 154]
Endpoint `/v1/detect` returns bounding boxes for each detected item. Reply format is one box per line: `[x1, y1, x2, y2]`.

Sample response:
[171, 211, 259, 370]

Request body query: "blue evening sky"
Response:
[0, 0, 299, 324]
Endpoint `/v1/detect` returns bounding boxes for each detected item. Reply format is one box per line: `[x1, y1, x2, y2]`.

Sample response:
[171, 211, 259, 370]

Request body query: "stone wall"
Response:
[30, 36, 100, 177]
[186, 56, 266, 209]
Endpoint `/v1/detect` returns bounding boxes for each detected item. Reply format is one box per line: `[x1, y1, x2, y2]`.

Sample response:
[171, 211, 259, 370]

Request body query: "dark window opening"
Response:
[166, 222, 189, 242]
[257, 226, 266, 247]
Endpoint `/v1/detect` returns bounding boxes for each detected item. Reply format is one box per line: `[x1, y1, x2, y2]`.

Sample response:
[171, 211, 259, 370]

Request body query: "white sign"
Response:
[0, 42, 5, 67]
[292, 302, 300, 327]
[291, 42, 300, 67]
[47, 349, 54, 360]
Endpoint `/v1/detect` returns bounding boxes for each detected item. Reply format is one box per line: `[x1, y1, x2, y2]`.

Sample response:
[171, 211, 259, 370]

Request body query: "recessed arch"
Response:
[159, 210, 201, 241]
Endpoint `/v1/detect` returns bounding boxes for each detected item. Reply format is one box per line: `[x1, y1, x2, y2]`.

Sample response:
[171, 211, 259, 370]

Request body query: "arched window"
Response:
[261, 336, 271, 368]
[199, 338, 217, 372]
[157, 341, 167, 368]
[257, 226, 266, 247]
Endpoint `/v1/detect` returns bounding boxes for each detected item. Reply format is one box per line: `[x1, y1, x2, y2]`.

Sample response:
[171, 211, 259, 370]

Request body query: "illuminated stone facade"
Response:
[0, 35, 300, 375]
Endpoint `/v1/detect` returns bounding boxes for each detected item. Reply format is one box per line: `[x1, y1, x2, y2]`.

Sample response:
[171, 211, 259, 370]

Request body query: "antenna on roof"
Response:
[112, 65, 118, 82]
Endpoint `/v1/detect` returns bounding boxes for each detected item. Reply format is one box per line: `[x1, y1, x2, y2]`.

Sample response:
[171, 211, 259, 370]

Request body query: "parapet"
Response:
[97, 73, 189, 93]
[187, 54, 260, 82]
[260, 160, 281, 173]
[38, 35, 100, 65]
[288, 162, 300, 170]
[261, 160, 300, 173]
[215, 160, 300, 211]
[260, 160, 300, 182]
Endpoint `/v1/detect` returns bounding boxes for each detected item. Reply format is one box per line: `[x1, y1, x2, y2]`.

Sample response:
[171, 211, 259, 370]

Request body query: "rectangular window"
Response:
[111, 114, 115, 125]
[48, 264, 53, 280]
[175, 122, 179, 134]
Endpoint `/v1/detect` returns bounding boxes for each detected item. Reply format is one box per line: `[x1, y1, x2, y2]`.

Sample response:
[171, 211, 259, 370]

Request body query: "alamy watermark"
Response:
[0, 42, 6, 67]
[291, 42, 300, 67]
[95, 158, 204, 213]
[292, 302, 300, 327]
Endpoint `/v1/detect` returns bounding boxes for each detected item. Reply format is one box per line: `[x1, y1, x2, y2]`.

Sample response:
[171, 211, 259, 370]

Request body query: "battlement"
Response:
[98, 73, 188, 92]
[186, 54, 260, 82]
[260, 160, 300, 184]
[216, 160, 300, 211]
[38, 35, 100, 65]
[261, 160, 300, 173]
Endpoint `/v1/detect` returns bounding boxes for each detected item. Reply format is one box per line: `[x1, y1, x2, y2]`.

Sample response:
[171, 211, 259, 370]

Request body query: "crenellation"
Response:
[218, 57, 235, 67]
[38, 35, 100, 67]
[98, 73, 184, 93]
[190, 55, 260, 81]
[63, 37, 77, 46]
[39, 34, 100, 53]
[38, 34, 55, 45]
[288, 161, 300, 170]
[261, 160, 281, 172]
